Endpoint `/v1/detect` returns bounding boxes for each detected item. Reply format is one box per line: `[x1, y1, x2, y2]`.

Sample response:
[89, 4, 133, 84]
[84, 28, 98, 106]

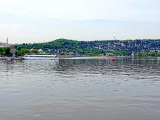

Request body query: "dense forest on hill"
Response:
[15, 39, 160, 57]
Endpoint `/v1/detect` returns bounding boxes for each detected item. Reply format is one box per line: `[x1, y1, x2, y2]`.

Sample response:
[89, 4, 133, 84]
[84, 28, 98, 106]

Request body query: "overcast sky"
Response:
[0, 0, 160, 44]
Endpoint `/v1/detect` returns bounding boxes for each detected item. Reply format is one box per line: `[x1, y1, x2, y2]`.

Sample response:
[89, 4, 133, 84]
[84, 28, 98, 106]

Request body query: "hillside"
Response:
[15, 39, 160, 56]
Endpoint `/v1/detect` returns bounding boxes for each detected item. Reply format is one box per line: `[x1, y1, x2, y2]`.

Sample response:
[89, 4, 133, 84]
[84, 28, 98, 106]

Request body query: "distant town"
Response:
[0, 38, 160, 57]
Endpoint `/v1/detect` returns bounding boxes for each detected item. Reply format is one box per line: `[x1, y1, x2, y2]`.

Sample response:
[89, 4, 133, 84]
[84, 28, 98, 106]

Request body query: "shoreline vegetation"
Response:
[1, 39, 160, 59]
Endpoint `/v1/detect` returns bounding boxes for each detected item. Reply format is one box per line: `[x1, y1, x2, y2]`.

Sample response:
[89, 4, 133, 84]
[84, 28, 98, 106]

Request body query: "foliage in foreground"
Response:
[0, 47, 10, 56]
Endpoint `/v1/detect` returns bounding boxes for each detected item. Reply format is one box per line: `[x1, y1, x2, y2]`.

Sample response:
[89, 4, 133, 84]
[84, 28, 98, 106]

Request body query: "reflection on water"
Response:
[0, 57, 160, 120]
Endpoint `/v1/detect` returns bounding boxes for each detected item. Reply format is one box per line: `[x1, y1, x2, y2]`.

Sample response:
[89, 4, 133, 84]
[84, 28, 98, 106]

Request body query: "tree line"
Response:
[13, 38, 160, 57]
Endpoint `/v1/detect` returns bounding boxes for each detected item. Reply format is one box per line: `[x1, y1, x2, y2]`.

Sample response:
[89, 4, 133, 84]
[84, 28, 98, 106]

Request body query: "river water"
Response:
[0, 57, 160, 120]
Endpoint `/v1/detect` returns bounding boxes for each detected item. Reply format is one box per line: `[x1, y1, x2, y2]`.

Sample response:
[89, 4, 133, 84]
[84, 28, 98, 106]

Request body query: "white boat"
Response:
[22, 55, 58, 60]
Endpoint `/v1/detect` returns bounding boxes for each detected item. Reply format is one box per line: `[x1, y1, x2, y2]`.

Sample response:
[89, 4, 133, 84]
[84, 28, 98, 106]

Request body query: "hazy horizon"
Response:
[0, 0, 160, 44]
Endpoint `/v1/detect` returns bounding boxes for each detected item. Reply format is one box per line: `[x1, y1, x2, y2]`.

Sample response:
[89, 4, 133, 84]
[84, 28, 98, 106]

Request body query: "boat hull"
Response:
[22, 55, 58, 60]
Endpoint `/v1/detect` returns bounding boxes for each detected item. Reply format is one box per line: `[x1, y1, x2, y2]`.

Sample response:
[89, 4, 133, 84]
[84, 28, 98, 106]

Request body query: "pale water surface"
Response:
[0, 57, 160, 120]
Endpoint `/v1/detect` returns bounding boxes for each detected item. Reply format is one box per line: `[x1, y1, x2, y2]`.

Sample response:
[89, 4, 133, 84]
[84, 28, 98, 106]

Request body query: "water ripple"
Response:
[0, 58, 160, 120]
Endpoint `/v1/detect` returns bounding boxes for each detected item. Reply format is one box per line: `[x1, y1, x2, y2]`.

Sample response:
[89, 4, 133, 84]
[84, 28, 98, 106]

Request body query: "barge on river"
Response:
[22, 55, 58, 60]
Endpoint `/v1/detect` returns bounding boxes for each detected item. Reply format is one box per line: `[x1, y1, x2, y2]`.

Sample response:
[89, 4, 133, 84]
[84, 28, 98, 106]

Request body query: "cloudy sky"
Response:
[0, 0, 160, 43]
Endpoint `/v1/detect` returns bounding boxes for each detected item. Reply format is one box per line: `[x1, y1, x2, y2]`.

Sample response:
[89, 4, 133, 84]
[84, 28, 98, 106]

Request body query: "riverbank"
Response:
[0, 57, 22, 60]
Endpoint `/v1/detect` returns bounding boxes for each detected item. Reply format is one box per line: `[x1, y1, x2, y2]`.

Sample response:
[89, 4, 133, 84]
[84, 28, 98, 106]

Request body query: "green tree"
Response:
[0, 47, 10, 56]
[30, 49, 39, 54]
[16, 48, 29, 56]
